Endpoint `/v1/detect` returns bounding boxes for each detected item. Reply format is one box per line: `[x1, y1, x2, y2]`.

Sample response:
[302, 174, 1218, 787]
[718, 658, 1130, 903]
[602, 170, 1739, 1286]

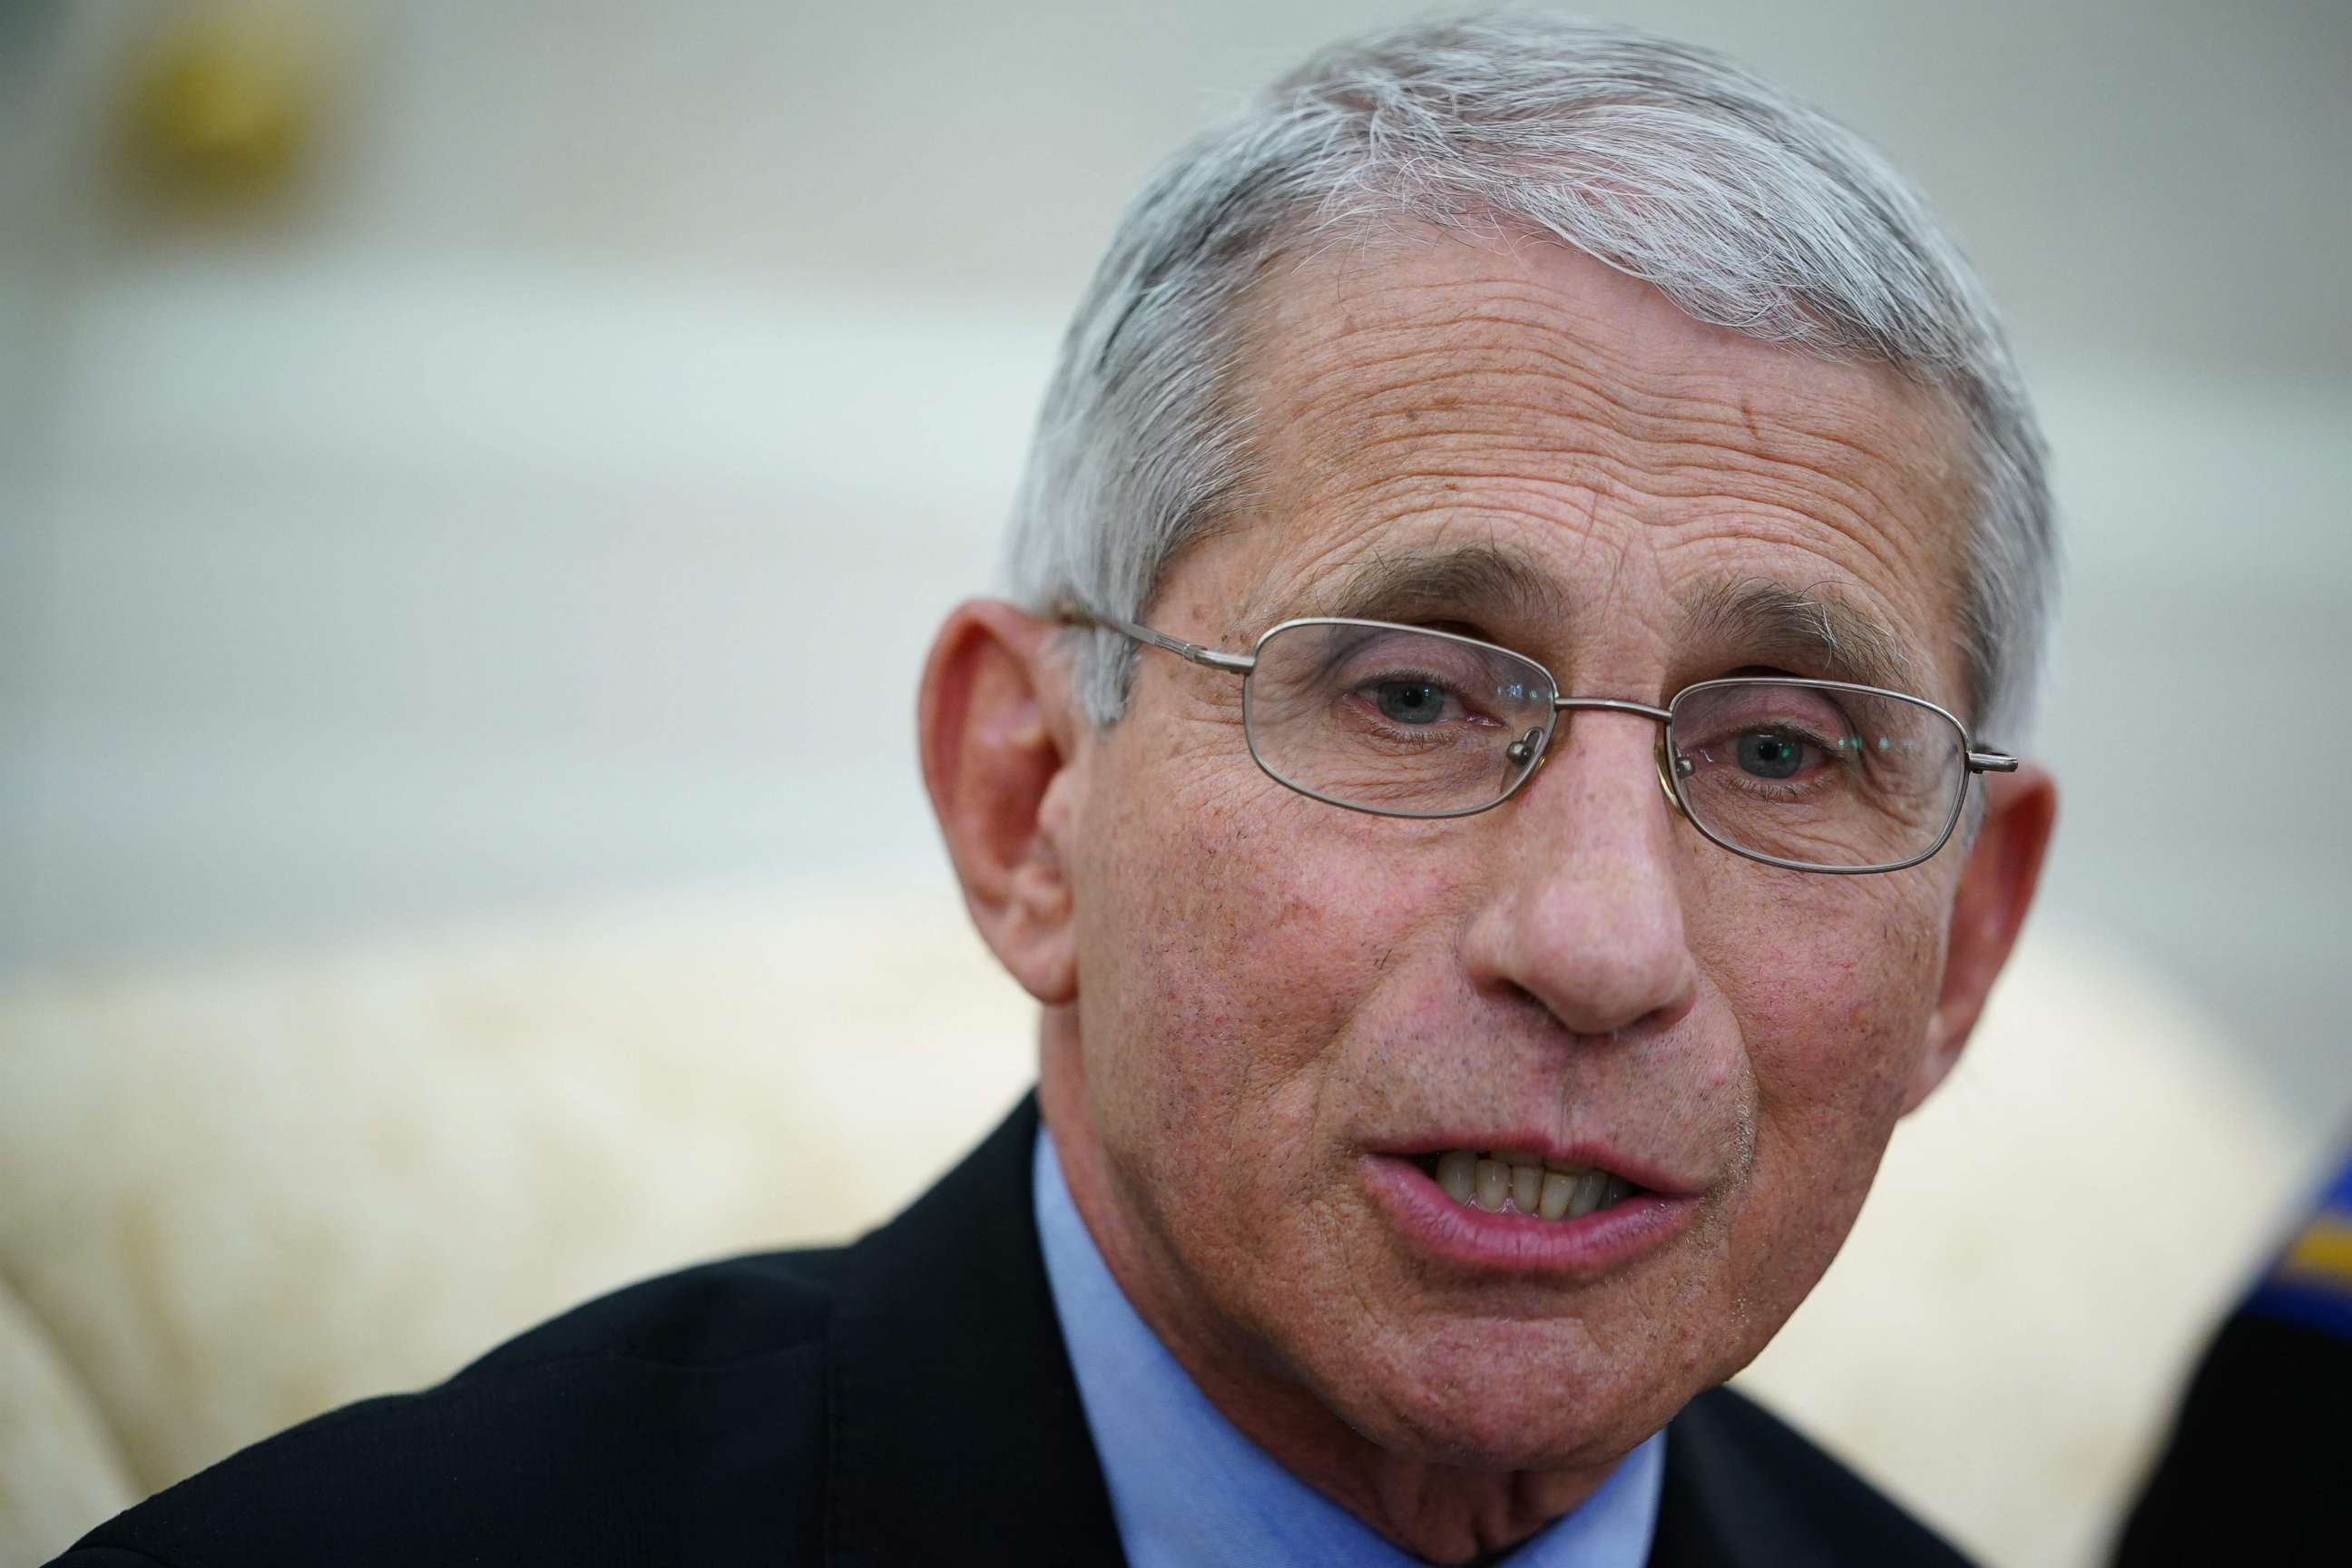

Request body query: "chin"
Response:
[1299, 1318, 1673, 1472]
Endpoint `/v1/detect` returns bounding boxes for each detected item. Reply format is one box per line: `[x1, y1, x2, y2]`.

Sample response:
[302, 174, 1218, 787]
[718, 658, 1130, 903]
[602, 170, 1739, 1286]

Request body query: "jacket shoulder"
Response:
[50, 1247, 855, 1568]
[463, 1243, 849, 1370]
[1654, 1387, 1976, 1567]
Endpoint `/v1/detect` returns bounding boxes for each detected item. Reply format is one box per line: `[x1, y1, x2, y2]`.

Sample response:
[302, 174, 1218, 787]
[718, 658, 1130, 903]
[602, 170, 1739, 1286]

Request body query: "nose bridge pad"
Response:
[1653, 725, 1690, 820]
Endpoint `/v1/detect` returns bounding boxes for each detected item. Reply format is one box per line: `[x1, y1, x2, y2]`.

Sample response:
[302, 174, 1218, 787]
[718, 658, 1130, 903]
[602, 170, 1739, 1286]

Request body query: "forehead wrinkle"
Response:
[1260, 351, 1638, 489]
[1602, 443, 1945, 608]
[1256, 264, 1721, 408]
[1271, 259, 1604, 343]
[1261, 324, 1954, 564]
[1276, 328, 1691, 458]
[1263, 260, 1918, 442]
[1256, 240, 1955, 447]
[1349, 367, 1947, 549]
[1637, 407, 1965, 599]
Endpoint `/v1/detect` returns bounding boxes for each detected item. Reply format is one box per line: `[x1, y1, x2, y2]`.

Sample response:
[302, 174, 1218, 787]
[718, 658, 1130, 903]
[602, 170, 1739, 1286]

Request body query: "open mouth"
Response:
[1408, 1149, 1643, 1221]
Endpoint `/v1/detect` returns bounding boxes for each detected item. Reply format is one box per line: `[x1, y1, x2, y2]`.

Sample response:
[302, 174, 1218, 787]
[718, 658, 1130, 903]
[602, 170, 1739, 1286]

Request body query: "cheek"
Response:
[1070, 750, 1457, 1212]
[1694, 874, 1950, 1318]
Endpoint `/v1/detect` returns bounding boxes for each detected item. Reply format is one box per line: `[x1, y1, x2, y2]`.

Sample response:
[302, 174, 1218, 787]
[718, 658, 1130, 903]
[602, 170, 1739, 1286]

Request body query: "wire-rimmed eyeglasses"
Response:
[1069, 612, 2019, 875]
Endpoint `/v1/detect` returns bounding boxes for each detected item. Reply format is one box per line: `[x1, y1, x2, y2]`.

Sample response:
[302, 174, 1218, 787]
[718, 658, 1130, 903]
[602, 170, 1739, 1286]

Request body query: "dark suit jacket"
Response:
[54, 1096, 1972, 1566]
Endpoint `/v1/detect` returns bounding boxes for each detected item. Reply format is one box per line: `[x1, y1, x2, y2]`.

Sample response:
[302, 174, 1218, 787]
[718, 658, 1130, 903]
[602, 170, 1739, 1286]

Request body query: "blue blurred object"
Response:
[2241, 1155, 2352, 1340]
[2112, 1146, 2352, 1563]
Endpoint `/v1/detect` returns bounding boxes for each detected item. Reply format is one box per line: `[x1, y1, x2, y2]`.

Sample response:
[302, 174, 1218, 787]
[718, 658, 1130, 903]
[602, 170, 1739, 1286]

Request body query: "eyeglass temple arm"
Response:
[1073, 612, 1256, 675]
[1967, 750, 2020, 774]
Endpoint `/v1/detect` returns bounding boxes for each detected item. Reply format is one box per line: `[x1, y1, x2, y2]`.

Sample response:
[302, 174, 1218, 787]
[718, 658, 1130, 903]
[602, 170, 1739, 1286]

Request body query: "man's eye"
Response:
[1735, 729, 1813, 779]
[1372, 679, 1454, 725]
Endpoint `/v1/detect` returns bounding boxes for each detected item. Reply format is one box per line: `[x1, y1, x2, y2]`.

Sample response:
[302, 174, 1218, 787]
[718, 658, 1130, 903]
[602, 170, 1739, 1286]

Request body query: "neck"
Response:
[1179, 1350, 1612, 1563]
[1036, 1024, 1618, 1564]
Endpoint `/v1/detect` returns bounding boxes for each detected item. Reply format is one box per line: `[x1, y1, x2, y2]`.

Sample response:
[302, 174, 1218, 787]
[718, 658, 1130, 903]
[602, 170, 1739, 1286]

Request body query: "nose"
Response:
[1459, 708, 1700, 1039]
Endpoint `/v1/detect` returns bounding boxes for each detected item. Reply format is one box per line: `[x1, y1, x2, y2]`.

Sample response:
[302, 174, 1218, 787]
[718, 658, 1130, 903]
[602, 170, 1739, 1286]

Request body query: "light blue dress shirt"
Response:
[1034, 1126, 1666, 1567]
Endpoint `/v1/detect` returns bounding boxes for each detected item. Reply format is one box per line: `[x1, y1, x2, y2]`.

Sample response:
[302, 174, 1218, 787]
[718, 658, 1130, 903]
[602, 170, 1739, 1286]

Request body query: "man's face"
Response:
[1054, 233, 1980, 1470]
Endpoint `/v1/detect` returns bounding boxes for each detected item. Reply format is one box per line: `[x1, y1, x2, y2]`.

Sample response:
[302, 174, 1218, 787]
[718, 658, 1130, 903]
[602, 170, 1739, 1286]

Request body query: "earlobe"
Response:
[917, 600, 1083, 1005]
[1904, 765, 2059, 1115]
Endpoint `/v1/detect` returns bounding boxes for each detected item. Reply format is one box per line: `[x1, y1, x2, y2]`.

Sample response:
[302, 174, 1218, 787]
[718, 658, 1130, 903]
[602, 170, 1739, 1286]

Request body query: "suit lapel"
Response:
[824, 1094, 1125, 1568]
[1645, 1389, 1814, 1568]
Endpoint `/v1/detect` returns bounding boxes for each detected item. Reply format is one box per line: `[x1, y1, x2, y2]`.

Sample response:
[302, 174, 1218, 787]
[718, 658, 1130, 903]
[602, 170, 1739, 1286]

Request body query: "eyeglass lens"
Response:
[1240, 622, 1965, 868]
[1667, 681, 1964, 870]
[1243, 622, 1553, 816]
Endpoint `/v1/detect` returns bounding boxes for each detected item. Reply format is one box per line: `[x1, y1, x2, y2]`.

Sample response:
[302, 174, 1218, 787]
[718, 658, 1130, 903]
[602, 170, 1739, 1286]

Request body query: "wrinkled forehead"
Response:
[1207, 233, 1975, 706]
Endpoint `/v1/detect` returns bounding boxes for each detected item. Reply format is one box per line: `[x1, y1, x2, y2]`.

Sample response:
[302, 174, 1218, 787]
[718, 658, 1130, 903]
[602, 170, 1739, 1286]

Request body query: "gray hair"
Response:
[1005, 11, 2053, 741]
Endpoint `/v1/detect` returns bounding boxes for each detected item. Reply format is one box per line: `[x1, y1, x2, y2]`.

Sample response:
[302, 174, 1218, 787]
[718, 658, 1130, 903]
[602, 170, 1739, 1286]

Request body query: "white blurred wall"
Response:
[3, 0, 2347, 1120]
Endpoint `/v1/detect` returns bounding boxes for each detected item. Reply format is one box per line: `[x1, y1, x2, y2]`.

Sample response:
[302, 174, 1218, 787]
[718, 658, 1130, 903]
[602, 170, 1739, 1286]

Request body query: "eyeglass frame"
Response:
[1066, 611, 2021, 876]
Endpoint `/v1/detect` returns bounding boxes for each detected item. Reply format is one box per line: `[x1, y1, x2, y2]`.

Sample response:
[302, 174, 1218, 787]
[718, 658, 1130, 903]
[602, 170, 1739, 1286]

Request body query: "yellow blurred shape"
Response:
[2278, 1213, 2352, 1289]
[120, 3, 337, 203]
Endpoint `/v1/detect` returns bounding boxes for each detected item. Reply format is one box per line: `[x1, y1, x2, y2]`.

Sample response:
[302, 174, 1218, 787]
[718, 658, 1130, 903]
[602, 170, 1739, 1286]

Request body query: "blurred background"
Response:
[1, 2, 2345, 1563]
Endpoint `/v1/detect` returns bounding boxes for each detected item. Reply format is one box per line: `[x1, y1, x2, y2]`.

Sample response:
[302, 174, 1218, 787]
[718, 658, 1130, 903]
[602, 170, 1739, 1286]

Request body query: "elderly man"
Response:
[54, 14, 2056, 1568]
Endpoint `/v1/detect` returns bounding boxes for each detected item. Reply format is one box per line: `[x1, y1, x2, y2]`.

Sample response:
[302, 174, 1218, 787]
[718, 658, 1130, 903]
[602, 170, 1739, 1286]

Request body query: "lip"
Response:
[1362, 1153, 1701, 1277]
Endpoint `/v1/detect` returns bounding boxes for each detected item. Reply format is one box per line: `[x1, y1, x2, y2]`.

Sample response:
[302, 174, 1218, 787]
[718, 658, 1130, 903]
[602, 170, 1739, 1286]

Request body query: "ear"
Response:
[918, 599, 1084, 1006]
[1902, 764, 2059, 1115]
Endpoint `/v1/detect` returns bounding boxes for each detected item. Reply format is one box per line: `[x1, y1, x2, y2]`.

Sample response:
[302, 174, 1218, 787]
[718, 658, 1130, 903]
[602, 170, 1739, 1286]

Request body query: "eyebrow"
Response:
[1292, 541, 1575, 631]
[1680, 577, 1921, 694]
[1259, 542, 1921, 695]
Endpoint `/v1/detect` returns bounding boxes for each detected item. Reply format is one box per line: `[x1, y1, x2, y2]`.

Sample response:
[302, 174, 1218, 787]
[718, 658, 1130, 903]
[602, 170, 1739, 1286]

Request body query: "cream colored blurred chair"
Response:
[0, 893, 2304, 1567]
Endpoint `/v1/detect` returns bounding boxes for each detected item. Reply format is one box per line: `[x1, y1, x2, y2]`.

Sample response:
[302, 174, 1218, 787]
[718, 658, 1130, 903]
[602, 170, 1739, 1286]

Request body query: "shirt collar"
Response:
[1034, 1122, 1665, 1567]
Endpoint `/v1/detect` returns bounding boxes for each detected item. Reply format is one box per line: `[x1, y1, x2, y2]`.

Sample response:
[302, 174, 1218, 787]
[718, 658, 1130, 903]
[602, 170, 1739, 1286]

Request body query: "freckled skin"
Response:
[1036, 233, 1986, 1562]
